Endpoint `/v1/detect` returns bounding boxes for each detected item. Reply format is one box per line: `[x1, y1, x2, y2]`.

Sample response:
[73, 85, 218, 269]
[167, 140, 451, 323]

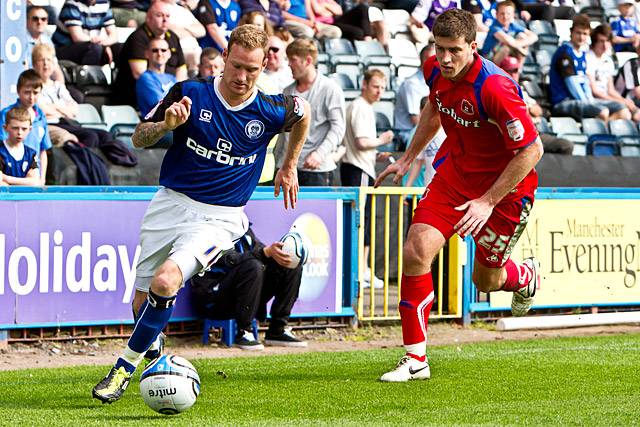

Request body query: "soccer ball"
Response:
[139, 354, 200, 415]
[279, 231, 309, 269]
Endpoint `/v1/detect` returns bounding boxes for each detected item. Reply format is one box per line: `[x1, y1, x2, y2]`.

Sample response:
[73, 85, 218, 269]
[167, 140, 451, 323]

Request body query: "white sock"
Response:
[404, 342, 426, 359]
[121, 346, 145, 369]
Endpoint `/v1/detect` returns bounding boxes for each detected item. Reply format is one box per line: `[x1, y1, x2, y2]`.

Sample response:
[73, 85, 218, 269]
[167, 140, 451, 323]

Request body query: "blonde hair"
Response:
[32, 42, 55, 64]
[5, 106, 32, 125]
[285, 38, 318, 65]
[228, 24, 269, 57]
[363, 68, 386, 84]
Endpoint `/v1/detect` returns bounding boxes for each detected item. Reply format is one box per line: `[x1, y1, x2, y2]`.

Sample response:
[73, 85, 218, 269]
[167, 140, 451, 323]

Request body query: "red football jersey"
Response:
[423, 53, 539, 200]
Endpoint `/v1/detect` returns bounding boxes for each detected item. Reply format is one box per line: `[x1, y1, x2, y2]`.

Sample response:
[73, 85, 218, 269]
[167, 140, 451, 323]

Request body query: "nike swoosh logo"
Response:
[409, 366, 428, 375]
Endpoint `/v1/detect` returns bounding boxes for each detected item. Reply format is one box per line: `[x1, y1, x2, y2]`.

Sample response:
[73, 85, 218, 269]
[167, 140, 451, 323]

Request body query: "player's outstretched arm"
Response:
[274, 99, 311, 210]
[132, 96, 192, 148]
[374, 98, 441, 187]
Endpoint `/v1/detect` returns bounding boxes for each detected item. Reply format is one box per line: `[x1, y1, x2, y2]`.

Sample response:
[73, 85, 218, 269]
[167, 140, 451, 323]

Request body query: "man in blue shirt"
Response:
[0, 70, 52, 185]
[136, 38, 178, 117]
[550, 14, 631, 121]
[92, 24, 310, 404]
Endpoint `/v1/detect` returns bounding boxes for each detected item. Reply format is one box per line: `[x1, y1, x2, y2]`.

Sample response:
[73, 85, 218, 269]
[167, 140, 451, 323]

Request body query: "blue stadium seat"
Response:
[549, 117, 588, 155]
[202, 318, 258, 346]
[328, 72, 356, 90]
[582, 118, 619, 155]
[610, 119, 640, 156]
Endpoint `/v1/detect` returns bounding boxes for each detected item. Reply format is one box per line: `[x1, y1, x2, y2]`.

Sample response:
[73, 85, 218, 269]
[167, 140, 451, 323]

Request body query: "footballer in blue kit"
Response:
[92, 25, 310, 404]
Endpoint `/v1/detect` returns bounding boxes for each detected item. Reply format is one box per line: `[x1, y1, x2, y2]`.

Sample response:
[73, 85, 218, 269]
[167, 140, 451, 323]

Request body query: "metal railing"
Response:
[356, 187, 465, 321]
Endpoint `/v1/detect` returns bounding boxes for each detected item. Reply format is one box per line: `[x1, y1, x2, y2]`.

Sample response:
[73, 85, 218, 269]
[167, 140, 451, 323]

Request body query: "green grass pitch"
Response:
[1, 333, 639, 426]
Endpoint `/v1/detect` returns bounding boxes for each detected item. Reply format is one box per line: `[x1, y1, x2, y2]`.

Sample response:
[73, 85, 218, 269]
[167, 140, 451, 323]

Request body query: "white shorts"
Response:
[135, 187, 248, 292]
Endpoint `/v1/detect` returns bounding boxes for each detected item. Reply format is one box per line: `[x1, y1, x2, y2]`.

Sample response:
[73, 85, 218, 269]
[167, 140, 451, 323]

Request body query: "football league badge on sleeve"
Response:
[506, 118, 524, 142]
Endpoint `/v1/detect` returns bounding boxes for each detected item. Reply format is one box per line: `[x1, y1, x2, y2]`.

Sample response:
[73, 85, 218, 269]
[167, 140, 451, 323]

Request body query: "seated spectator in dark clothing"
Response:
[0, 107, 41, 187]
[549, 15, 630, 122]
[113, 0, 188, 107]
[500, 56, 574, 155]
[190, 227, 308, 350]
[514, 0, 574, 22]
[197, 47, 225, 78]
[52, 0, 121, 65]
[136, 38, 177, 117]
[195, 0, 241, 51]
[481, 1, 537, 68]
[310, 0, 388, 45]
[611, 0, 640, 52]
[461, 0, 491, 33]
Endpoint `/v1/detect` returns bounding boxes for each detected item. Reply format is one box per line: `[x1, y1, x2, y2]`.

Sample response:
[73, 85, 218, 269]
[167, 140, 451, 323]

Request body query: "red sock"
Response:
[399, 273, 435, 346]
[502, 259, 533, 292]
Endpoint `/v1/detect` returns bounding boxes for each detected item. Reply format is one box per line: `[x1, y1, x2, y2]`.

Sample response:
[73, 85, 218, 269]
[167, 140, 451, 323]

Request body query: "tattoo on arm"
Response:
[132, 122, 169, 148]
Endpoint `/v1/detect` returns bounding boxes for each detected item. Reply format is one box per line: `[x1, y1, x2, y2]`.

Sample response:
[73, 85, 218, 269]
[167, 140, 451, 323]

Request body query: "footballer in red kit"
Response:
[375, 9, 544, 382]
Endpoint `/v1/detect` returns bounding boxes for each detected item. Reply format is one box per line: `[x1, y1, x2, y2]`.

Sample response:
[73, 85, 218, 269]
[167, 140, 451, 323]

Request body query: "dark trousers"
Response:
[334, 4, 373, 41]
[298, 169, 334, 186]
[340, 162, 374, 245]
[191, 258, 302, 333]
[55, 41, 123, 66]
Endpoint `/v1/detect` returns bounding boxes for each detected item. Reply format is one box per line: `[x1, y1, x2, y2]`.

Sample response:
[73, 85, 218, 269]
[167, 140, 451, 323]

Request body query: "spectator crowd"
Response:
[5, 0, 640, 188]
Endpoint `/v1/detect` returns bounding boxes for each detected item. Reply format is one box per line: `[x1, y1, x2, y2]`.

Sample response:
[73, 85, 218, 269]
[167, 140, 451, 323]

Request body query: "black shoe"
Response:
[92, 366, 132, 404]
[233, 330, 264, 351]
[144, 332, 165, 361]
[265, 328, 308, 348]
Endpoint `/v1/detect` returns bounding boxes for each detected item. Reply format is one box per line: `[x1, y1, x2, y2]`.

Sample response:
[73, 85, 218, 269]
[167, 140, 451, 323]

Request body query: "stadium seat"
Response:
[328, 72, 356, 90]
[354, 40, 392, 67]
[609, 119, 640, 155]
[522, 80, 550, 109]
[317, 62, 330, 75]
[57, 59, 78, 84]
[396, 65, 419, 81]
[334, 64, 361, 87]
[536, 117, 553, 135]
[549, 116, 588, 155]
[76, 103, 108, 130]
[553, 19, 573, 43]
[75, 65, 113, 110]
[582, 118, 619, 155]
[387, 39, 421, 68]
[382, 9, 411, 36]
[373, 101, 394, 130]
[202, 318, 258, 346]
[101, 105, 140, 147]
[529, 20, 560, 45]
[534, 49, 553, 75]
[324, 38, 356, 55]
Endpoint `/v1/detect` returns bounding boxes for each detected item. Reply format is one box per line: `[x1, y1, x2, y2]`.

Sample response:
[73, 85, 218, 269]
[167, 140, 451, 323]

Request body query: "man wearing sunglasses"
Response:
[136, 38, 178, 117]
[25, 6, 65, 84]
[265, 36, 293, 93]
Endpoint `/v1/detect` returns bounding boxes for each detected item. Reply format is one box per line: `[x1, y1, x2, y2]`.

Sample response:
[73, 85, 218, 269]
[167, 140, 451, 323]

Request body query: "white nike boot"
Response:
[511, 257, 539, 317]
[379, 355, 431, 382]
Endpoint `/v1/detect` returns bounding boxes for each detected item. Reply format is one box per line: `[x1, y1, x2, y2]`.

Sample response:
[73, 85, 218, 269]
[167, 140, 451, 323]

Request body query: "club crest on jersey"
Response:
[245, 120, 265, 140]
[199, 109, 212, 123]
[461, 99, 474, 115]
[435, 96, 480, 128]
[506, 118, 525, 141]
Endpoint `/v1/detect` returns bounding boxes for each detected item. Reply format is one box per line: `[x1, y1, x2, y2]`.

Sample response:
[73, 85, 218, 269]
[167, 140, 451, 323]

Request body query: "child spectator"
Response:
[0, 107, 41, 186]
[480, 0, 537, 67]
[136, 38, 177, 117]
[0, 69, 51, 185]
[611, 0, 640, 52]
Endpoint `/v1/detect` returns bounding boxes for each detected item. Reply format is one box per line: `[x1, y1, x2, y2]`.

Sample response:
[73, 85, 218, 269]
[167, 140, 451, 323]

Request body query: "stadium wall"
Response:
[0, 187, 358, 330]
[466, 187, 640, 316]
[0, 0, 26, 109]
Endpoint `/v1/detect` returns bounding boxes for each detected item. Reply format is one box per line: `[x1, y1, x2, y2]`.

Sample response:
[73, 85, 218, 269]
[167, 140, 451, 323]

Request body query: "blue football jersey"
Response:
[0, 142, 38, 178]
[146, 76, 304, 206]
[549, 42, 588, 105]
